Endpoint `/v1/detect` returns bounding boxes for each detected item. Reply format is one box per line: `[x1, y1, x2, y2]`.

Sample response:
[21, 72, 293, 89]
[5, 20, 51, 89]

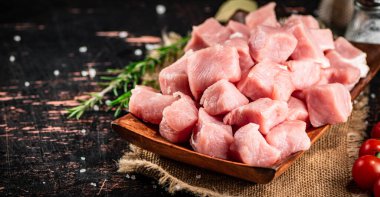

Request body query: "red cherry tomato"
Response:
[352, 155, 380, 190]
[374, 179, 380, 197]
[359, 139, 380, 157]
[372, 122, 380, 139]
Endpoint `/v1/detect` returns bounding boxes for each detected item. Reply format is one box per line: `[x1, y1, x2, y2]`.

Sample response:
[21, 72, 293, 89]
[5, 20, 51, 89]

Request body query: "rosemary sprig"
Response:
[67, 36, 189, 119]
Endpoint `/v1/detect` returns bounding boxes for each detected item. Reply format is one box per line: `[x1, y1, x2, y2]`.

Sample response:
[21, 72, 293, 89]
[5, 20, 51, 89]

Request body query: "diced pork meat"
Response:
[224, 98, 288, 135]
[325, 37, 369, 78]
[310, 29, 334, 51]
[190, 108, 233, 159]
[287, 22, 330, 68]
[305, 83, 352, 127]
[284, 14, 320, 29]
[245, 2, 280, 29]
[159, 50, 193, 96]
[129, 85, 177, 124]
[249, 25, 297, 63]
[287, 97, 309, 122]
[230, 123, 281, 167]
[185, 18, 231, 51]
[159, 93, 198, 143]
[326, 66, 361, 90]
[200, 79, 249, 115]
[266, 120, 310, 160]
[237, 61, 294, 101]
[187, 45, 241, 100]
[224, 37, 254, 73]
[226, 20, 250, 40]
[286, 60, 321, 90]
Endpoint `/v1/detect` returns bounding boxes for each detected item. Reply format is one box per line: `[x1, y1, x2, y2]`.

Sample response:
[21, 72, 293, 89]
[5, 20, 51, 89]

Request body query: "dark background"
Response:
[0, 0, 379, 196]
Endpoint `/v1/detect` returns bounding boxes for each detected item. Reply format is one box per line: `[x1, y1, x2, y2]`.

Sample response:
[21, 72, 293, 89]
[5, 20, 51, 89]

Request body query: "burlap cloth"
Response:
[118, 91, 369, 197]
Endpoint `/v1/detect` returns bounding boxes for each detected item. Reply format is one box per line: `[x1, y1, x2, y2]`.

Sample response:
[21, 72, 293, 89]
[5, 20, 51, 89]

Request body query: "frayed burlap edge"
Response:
[118, 89, 369, 197]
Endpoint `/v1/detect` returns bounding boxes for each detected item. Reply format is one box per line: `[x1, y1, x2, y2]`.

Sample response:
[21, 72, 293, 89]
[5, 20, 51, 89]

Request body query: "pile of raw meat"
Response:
[129, 2, 369, 167]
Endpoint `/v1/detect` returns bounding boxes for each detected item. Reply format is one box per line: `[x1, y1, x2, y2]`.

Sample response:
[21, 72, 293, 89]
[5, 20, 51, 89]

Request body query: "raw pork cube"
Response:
[129, 86, 177, 124]
[249, 25, 297, 63]
[245, 2, 280, 28]
[190, 108, 233, 160]
[286, 60, 321, 90]
[159, 93, 198, 143]
[306, 83, 352, 127]
[266, 120, 310, 160]
[287, 22, 330, 68]
[325, 37, 369, 78]
[224, 37, 254, 73]
[287, 97, 309, 122]
[230, 123, 280, 167]
[200, 79, 249, 115]
[185, 18, 231, 51]
[187, 45, 241, 100]
[159, 50, 193, 96]
[226, 20, 250, 40]
[224, 98, 288, 135]
[326, 66, 361, 90]
[310, 29, 334, 51]
[237, 61, 294, 101]
[284, 14, 320, 29]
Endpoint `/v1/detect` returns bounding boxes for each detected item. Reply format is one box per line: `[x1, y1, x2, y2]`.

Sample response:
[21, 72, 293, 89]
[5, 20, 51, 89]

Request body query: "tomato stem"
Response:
[376, 152, 380, 158]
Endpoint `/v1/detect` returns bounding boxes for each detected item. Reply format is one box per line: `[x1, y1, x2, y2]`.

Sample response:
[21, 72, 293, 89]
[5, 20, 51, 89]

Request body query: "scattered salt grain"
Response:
[153, 185, 157, 189]
[175, 185, 181, 190]
[53, 70, 60, 76]
[90, 182, 97, 187]
[24, 81, 30, 87]
[156, 4, 166, 15]
[134, 49, 143, 56]
[230, 32, 244, 39]
[81, 157, 86, 161]
[42, 181, 46, 184]
[195, 174, 201, 179]
[9, 55, 15, 62]
[80, 169, 86, 173]
[126, 174, 130, 179]
[119, 31, 128, 38]
[81, 70, 89, 77]
[371, 93, 376, 99]
[81, 129, 86, 134]
[145, 44, 160, 51]
[89, 68, 96, 78]
[79, 46, 88, 53]
[105, 100, 112, 106]
[93, 105, 99, 111]
[14, 35, 21, 42]
[130, 175, 136, 180]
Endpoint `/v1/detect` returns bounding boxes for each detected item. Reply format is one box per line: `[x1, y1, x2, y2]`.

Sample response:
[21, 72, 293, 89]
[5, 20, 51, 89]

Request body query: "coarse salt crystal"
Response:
[134, 49, 143, 56]
[53, 70, 60, 76]
[81, 129, 86, 134]
[14, 35, 21, 42]
[156, 4, 166, 15]
[80, 169, 86, 173]
[126, 174, 130, 179]
[93, 105, 99, 111]
[371, 93, 376, 99]
[196, 174, 201, 179]
[24, 81, 30, 87]
[42, 181, 46, 184]
[131, 175, 136, 180]
[9, 55, 15, 62]
[79, 46, 88, 53]
[119, 31, 128, 38]
[81, 70, 88, 77]
[90, 182, 96, 187]
[81, 157, 86, 161]
[89, 68, 96, 78]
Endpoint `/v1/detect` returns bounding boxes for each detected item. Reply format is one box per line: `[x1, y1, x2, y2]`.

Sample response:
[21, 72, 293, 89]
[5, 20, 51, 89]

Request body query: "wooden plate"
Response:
[112, 42, 380, 184]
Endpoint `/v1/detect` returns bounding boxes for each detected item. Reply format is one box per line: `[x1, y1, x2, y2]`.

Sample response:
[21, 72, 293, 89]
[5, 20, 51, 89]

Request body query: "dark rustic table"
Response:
[0, 0, 379, 196]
